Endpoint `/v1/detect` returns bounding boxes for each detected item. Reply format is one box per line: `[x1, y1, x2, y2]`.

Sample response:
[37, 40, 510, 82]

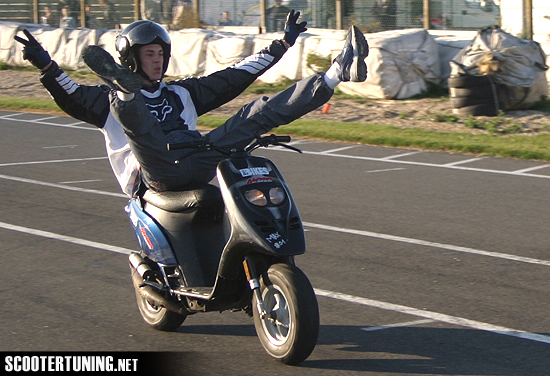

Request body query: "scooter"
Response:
[126, 134, 319, 365]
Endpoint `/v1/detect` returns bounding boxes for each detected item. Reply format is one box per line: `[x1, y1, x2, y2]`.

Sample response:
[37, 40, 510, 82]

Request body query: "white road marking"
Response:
[4, 112, 550, 179]
[303, 222, 550, 267]
[269, 147, 550, 179]
[361, 319, 435, 332]
[0, 172, 548, 267]
[365, 168, 406, 173]
[315, 289, 550, 344]
[0, 156, 107, 167]
[380, 151, 422, 160]
[43, 145, 79, 149]
[59, 179, 103, 184]
[443, 157, 486, 166]
[1, 220, 548, 345]
[0, 221, 132, 255]
[33, 116, 61, 122]
[0, 113, 93, 130]
[513, 164, 550, 174]
[2, 117, 550, 345]
[319, 146, 357, 154]
[0, 173, 125, 198]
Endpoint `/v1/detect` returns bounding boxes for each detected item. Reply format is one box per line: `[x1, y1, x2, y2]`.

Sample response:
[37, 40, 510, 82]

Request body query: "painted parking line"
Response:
[319, 146, 357, 154]
[59, 179, 103, 184]
[365, 167, 406, 173]
[315, 289, 550, 344]
[443, 157, 486, 166]
[303, 222, 550, 267]
[0, 173, 125, 198]
[268, 145, 550, 179]
[361, 319, 436, 332]
[0, 156, 107, 167]
[1, 220, 549, 345]
[380, 151, 423, 160]
[4, 111, 550, 179]
[0, 171, 548, 268]
[0, 112, 93, 130]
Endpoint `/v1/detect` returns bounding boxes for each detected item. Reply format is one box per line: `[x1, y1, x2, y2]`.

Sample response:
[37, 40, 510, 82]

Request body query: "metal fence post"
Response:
[525, 0, 533, 39]
[80, 0, 86, 27]
[260, 0, 266, 33]
[135, 0, 140, 22]
[32, 0, 38, 24]
[193, 0, 200, 27]
[335, 0, 342, 30]
[423, 0, 430, 29]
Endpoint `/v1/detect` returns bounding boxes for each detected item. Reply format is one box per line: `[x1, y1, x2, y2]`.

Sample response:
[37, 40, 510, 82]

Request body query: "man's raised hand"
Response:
[14, 29, 51, 70]
[283, 10, 307, 47]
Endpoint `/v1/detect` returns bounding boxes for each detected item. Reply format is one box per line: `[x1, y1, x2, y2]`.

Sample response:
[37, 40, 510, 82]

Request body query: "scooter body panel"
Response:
[125, 199, 177, 265]
[216, 155, 306, 258]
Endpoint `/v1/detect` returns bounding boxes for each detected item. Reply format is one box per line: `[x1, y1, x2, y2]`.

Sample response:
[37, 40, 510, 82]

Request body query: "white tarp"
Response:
[450, 27, 548, 109]
[451, 27, 548, 88]
[433, 36, 473, 84]
[252, 32, 305, 83]
[166, 28, 211, 77]
[301, 29, 347, 79]
[540, 40, 550, 85]
[203, 33, 254, 75]
[8, 22, 545, 101]
[0, 22, 27, 64]
[338, 28, 441, 99]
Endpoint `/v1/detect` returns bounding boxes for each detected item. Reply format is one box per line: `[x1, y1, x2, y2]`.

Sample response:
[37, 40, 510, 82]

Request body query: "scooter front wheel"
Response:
[134, 289, 187, 331]
[253, 263, 319, 365]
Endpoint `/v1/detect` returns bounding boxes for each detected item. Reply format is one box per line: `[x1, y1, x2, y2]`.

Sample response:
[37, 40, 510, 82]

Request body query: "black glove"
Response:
[14, 29, 51, 70]
[283, 10, 307, 47]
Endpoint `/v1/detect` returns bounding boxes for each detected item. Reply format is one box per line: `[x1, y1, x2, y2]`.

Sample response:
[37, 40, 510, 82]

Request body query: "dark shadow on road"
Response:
[305, 325, 550, 375]
[175, 324, 550, 375]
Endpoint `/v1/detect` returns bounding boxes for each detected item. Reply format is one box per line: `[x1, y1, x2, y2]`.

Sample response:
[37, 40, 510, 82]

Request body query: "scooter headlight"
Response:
[244, 189, 267, 206]
[244, 187, 286, 206]
[269, 187, 285, 205]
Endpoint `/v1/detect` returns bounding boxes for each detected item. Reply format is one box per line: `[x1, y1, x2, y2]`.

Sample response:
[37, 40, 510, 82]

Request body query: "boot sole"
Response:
[82, 45, 142, 93]
[350, 26, 368, 82]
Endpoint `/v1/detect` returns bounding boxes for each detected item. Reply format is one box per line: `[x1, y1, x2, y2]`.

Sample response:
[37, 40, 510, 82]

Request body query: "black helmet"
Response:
[115, 20, 171, 79]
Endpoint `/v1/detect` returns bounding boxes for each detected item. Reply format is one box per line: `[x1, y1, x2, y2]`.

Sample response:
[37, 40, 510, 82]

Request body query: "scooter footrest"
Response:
[173, 286, 214, 298]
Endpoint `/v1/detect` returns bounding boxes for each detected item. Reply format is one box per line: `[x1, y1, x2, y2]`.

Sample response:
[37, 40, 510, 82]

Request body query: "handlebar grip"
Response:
[275, 135, 291, 143]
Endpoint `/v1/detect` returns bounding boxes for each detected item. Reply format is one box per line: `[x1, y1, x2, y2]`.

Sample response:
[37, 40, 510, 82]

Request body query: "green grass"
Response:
[0, 96, 62, 112]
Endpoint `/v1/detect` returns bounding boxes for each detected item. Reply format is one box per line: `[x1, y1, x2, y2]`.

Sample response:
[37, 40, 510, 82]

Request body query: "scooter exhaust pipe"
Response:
[129, 253, 188, 316]
[129, 252, 155, 279]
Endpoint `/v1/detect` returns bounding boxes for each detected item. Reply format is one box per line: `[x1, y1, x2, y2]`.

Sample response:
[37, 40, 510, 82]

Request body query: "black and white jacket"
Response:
[39, 40, 288, 196]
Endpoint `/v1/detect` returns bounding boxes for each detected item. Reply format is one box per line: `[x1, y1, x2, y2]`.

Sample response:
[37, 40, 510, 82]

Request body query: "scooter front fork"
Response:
[243, 257, 268, 319]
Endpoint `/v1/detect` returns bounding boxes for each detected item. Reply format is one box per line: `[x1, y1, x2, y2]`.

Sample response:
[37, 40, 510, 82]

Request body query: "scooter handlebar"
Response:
[167, 135, 293, 152]
[167, 140, 206, 151]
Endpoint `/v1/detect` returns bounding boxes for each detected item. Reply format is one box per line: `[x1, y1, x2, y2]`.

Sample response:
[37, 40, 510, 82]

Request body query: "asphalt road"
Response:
[1, 110, 549, 376]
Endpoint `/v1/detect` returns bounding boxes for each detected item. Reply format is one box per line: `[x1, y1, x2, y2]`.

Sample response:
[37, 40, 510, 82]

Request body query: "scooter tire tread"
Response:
[253, 263, 319, 365]
[134, 288, 187, 331]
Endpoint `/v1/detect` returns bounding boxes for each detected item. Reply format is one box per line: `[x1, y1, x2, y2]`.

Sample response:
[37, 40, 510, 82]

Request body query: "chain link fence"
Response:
[0, 0, 501, 32]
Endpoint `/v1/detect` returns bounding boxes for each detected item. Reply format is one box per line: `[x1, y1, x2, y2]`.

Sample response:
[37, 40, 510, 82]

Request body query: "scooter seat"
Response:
[141, 184, 223, 213]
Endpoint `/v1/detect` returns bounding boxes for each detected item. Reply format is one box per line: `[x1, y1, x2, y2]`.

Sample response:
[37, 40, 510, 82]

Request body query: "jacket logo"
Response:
[147, 99, 173, 122]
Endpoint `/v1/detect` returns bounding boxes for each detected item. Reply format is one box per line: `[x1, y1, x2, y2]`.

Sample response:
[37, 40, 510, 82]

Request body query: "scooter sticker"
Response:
[246, 176, 273, 184]
[265, 232, 287, 249]
[239, 167, 269, 177]
[140, 227, 155, 250]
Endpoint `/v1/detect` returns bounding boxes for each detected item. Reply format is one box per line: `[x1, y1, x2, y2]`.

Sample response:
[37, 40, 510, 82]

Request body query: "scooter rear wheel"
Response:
[253, 263, 319, 365]
[134, 289, 187, 331]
